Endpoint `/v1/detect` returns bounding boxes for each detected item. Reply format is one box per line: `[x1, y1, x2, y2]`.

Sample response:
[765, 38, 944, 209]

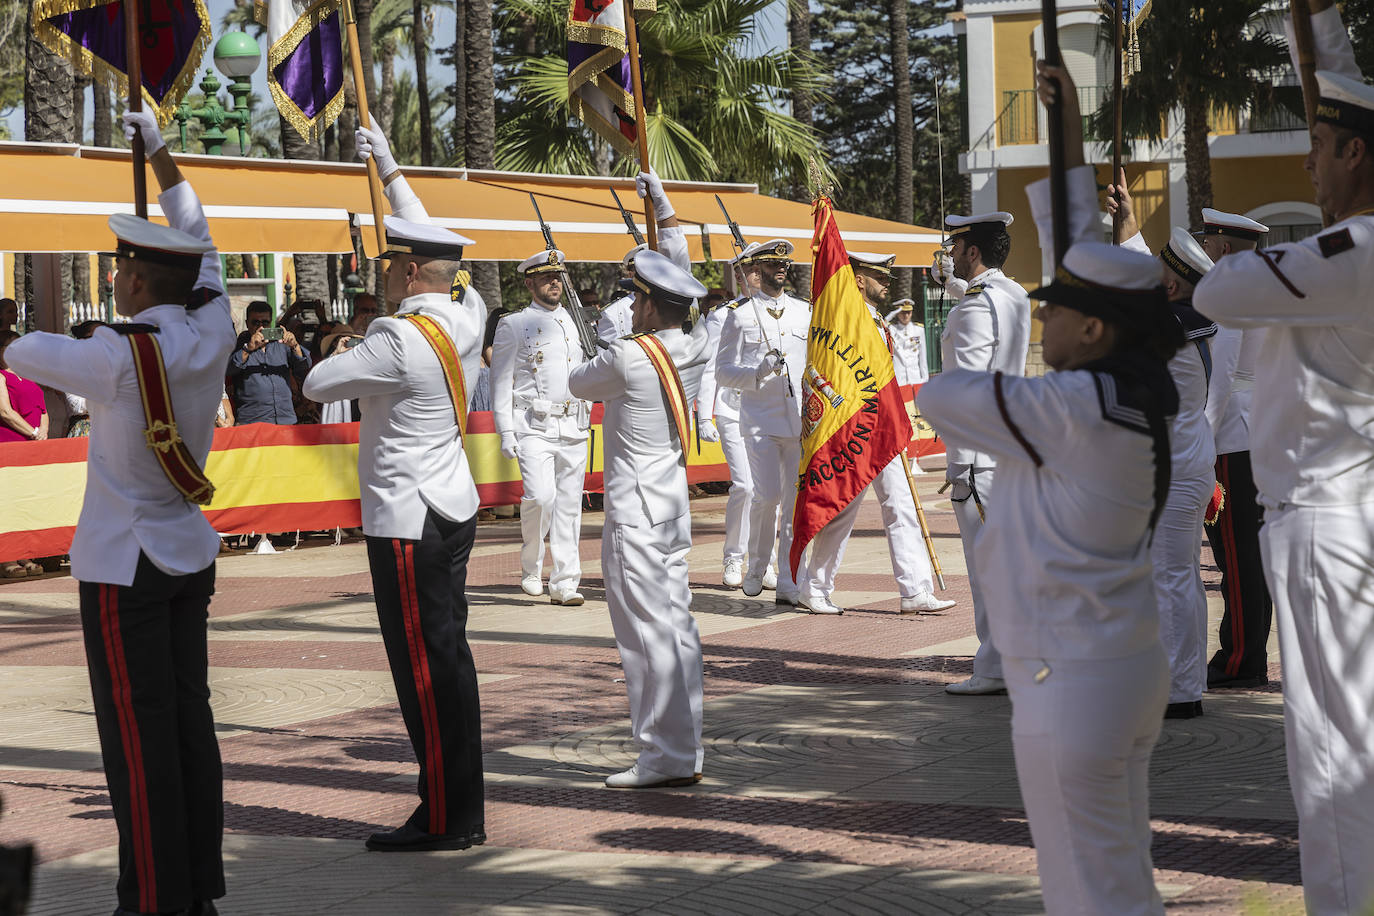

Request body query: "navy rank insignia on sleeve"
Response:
[1318, 228, 1355, 259]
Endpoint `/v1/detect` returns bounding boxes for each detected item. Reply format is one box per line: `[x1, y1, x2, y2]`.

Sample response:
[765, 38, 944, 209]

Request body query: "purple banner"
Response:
[45, 0, 206, 108]
[272, 10, 343, 121]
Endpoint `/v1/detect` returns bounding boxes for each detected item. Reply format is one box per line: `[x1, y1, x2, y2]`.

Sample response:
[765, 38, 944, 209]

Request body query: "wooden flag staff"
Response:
[623, 0, 658, 251]
[1041, 0, 1069, 263]
[123, 0, 148, 219]
[901, 455, 946, 591]
[343, 0, 389, 259]
[1111, 0, 1125, 242]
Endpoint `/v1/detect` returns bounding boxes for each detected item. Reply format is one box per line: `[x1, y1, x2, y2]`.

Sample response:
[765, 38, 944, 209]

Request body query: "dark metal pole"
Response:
[1041, 0, 1069, 263]
[1112, 0, 1125, 242]
[124, 0, 147, 219]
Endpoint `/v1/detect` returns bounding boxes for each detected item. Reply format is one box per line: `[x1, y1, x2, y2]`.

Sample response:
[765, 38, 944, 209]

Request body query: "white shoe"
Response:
[762, 566, 778, 590]
[945, 675, 1007, 696]
[901, 591, 957, 614]
[520, 575, 543, 597]
[550, 588, 584, 606]
[807, 595, 843, 615]
[722, 559, 744, 588]
[741, 574, 763, 597]
[775, 589, 807, 609]
[604, 763, 701, 789]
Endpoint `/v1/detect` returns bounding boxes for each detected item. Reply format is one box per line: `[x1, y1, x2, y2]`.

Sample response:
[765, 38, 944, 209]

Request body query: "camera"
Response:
[343, 336, 363, 350]
[261, 326, 284, 342]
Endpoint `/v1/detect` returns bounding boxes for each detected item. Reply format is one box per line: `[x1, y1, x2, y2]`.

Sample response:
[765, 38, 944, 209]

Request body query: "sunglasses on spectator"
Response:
[247, 317, 271, 327]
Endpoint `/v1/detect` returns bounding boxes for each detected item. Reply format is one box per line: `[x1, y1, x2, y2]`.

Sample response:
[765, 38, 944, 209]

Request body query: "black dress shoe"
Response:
[366, 822, 486, 852]
[1207, 672, 1269, 689]
[1164, 701, 1200, 719]
[1194, 699, 1204, 717]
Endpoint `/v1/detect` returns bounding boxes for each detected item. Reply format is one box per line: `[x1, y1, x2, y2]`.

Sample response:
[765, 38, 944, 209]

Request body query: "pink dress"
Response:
[0, 369, 45, 443]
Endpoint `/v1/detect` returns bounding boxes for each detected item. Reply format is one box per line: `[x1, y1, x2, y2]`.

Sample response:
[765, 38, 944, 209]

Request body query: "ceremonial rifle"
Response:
[714, 194, 794, 397]
[610, 188, 646, 248]
[529, 193, 602, 360]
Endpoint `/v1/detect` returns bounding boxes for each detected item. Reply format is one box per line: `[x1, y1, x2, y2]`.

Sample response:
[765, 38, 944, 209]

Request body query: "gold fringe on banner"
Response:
[266, 0, 346, 144]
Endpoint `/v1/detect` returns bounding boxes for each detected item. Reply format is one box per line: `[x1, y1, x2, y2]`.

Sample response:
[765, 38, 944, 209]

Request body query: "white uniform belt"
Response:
[519, 397, 581, 417]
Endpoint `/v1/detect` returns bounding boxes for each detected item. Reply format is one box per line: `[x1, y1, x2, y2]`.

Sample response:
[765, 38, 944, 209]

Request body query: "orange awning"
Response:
[0, 142, 943, 265]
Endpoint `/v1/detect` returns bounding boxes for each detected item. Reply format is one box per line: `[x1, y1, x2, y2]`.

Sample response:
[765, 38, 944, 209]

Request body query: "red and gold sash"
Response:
[629, 333, 690, 461]
[126, 333, 215, 506]
[396, 312, 468, 436]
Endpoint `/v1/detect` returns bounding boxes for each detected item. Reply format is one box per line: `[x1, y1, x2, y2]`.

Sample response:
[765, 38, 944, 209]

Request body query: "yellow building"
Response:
[955, 0, 1320, 298]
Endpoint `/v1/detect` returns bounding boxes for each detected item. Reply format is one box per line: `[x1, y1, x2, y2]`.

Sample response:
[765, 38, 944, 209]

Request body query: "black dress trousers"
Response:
[78, 555, 224, 914]
[366, 509, 484, 835]
[1206, 450, 1274, 683]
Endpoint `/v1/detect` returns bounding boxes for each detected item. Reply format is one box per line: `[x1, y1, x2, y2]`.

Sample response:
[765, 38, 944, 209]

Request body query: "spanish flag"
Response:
[789, 197, 913, 577]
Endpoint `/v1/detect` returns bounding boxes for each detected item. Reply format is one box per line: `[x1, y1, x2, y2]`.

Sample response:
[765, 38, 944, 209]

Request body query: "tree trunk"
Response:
[377, 36, 396, 137]
[1181, 96, 1212, 232]
[465, 0, 499, 309]
[451, 0, 466, 165]
[71, 76, 91, 308]
[280, 114, 329, 302]
[788, 0, 812, 129]
[354, 0, 378, 112]
[26, 15, 75, 326]
[889, 0, 914, 302]
[93, 79, 114, 310]
[413, 0, 432, 165]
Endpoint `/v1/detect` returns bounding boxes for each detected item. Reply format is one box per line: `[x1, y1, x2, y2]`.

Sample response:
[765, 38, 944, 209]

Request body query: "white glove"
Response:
[355, 124, 399, 179]
[121, 110, 165, 156]
[754, 349, 784, 383]
[499, 431, 520, 460]
[931, 251, 955, 285]
[636, 169, 674, 221]
[697, 416, 720, 443]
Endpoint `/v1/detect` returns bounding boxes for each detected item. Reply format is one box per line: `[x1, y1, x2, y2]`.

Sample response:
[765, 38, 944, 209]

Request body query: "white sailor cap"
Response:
[519, 249, 566, 275]
[107, 213, 213, 269]
[849, 251, 897, 277]
[1030, 241, 1167, 320]
[891, 297, 915, 312]
[618, 248, 707, 308]
[1160, 226, 1213, 286]
[741, 239, 795, 264]
[1315, 69, 1374, 135]
[1199, 208, 1268, 241]
[945, 212, 1014, 237]
[380, 216, 474, 260]
[621, 243, 648, 271]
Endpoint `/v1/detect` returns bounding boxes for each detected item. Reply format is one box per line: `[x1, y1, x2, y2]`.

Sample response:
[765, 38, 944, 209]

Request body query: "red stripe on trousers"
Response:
[393, 541, 446, 834]
[1218, 458, 1246, 676]
[100, 584, 157, 913]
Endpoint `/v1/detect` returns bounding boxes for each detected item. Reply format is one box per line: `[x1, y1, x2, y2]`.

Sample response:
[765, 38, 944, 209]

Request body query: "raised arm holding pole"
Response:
[123, 0, 148, 219]
[623, 0, 658, 251]
[343, 0, 389, 259]
[1289, 0, 1334, 226]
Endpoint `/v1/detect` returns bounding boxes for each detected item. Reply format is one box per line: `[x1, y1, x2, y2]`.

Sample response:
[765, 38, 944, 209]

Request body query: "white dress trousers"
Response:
[517, 434, 586, 591]
[715, 413, 751, 565]
[804, 453, 935, 603]
[1261, 501, 1374, 916]
[745, 432, 805, 591]
[603, 514, 705, 775]
[1006, 646, 1168, 916]
[953, 467, 1001, 679]
[1150, 470, 1212, 705]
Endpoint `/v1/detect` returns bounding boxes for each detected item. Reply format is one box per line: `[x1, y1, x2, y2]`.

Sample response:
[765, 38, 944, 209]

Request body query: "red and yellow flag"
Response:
[789, 197, 913, 577]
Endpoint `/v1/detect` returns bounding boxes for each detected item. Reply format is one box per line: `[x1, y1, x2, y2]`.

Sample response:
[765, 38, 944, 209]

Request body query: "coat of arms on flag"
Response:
[259, 0, 345, 143]
[33, 0, 213, 125]
[567, 0, 655, 158]
[789, 197, 913, 577]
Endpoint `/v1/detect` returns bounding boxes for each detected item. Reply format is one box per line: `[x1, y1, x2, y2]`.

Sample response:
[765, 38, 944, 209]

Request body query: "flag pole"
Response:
[1111, 0, 1125, 243]
[342, 0, 389, 260]
[623, 0, 658, 251]
[1041, 0, 1069, 263]
[123, 0, 148, 219]
[901, 447, 946, 591]
[1289, 0, 1332, 227]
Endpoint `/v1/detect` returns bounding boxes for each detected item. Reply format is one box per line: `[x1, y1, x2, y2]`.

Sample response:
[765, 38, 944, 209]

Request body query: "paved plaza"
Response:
[0, 469, 1299, 914]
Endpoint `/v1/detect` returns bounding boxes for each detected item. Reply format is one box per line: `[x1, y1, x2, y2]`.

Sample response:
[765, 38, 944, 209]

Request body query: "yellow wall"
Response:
[993, 14, 1042, 146]
[1211, 154, 1312, 215]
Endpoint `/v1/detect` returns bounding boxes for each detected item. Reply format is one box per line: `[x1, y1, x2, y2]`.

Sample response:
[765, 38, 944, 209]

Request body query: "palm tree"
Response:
[25, 10, 75, 324]
[1092, 0, 1288, 229]
[888, 0, 913, 300]
[495, 0, 828, 191]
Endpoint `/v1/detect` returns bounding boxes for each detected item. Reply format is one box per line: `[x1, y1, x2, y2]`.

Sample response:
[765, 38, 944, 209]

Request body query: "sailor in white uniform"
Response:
[491, 250, 592, 605]
[1194, 9, 1374, 909]
[304, 124, 489, 853]
[695, 270, 753, 588]
[1119, 226, 1219, 719]
[885, 298, 928, 387]
[5, 111, 237, 914]
[597, 171, 692, 347]
[933, 212, 1032, 696]
[569, 250, 711, 789]
[715, 240, 812, 605]
[800, 252, 956, 616]
[921, 65, 1182, 911]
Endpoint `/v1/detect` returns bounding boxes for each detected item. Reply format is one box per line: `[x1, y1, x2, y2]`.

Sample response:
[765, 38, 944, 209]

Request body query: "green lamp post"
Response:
[174, 32, 261, 155]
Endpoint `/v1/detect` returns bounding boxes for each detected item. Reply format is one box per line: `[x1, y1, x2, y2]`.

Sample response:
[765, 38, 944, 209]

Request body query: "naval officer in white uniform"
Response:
[800, 252, 956, 616]
[715, 240, 812, 605]
[921, 64, 1184, 910]
[569, 250, 711, 788]
[933, 212, 1032, 695]
[491, 250, 592, 605]
[886, 298, 928, 387]
[1194, 7, 1374, 909]
[6, 110, 237, 914]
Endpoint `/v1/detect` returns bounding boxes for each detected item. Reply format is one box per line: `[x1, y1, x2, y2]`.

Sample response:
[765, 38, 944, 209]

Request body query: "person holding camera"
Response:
[227, 300, 311, 425]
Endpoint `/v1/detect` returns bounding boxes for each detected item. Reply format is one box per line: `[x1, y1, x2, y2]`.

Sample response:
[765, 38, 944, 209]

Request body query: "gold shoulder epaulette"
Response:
[726, 300, 742, 309]
[964, 284, 986, 296]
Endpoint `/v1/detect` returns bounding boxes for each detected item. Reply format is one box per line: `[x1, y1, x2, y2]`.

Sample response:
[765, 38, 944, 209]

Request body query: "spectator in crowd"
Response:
[64, 321, 106, 436]
[315, 328, 363, 424]
[227, 301, 311, 425]
[349, 293, 380, 333]
[216, 389, 235, 428]
[0, 298, 17, 331]
[0, 330, 48, 578]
